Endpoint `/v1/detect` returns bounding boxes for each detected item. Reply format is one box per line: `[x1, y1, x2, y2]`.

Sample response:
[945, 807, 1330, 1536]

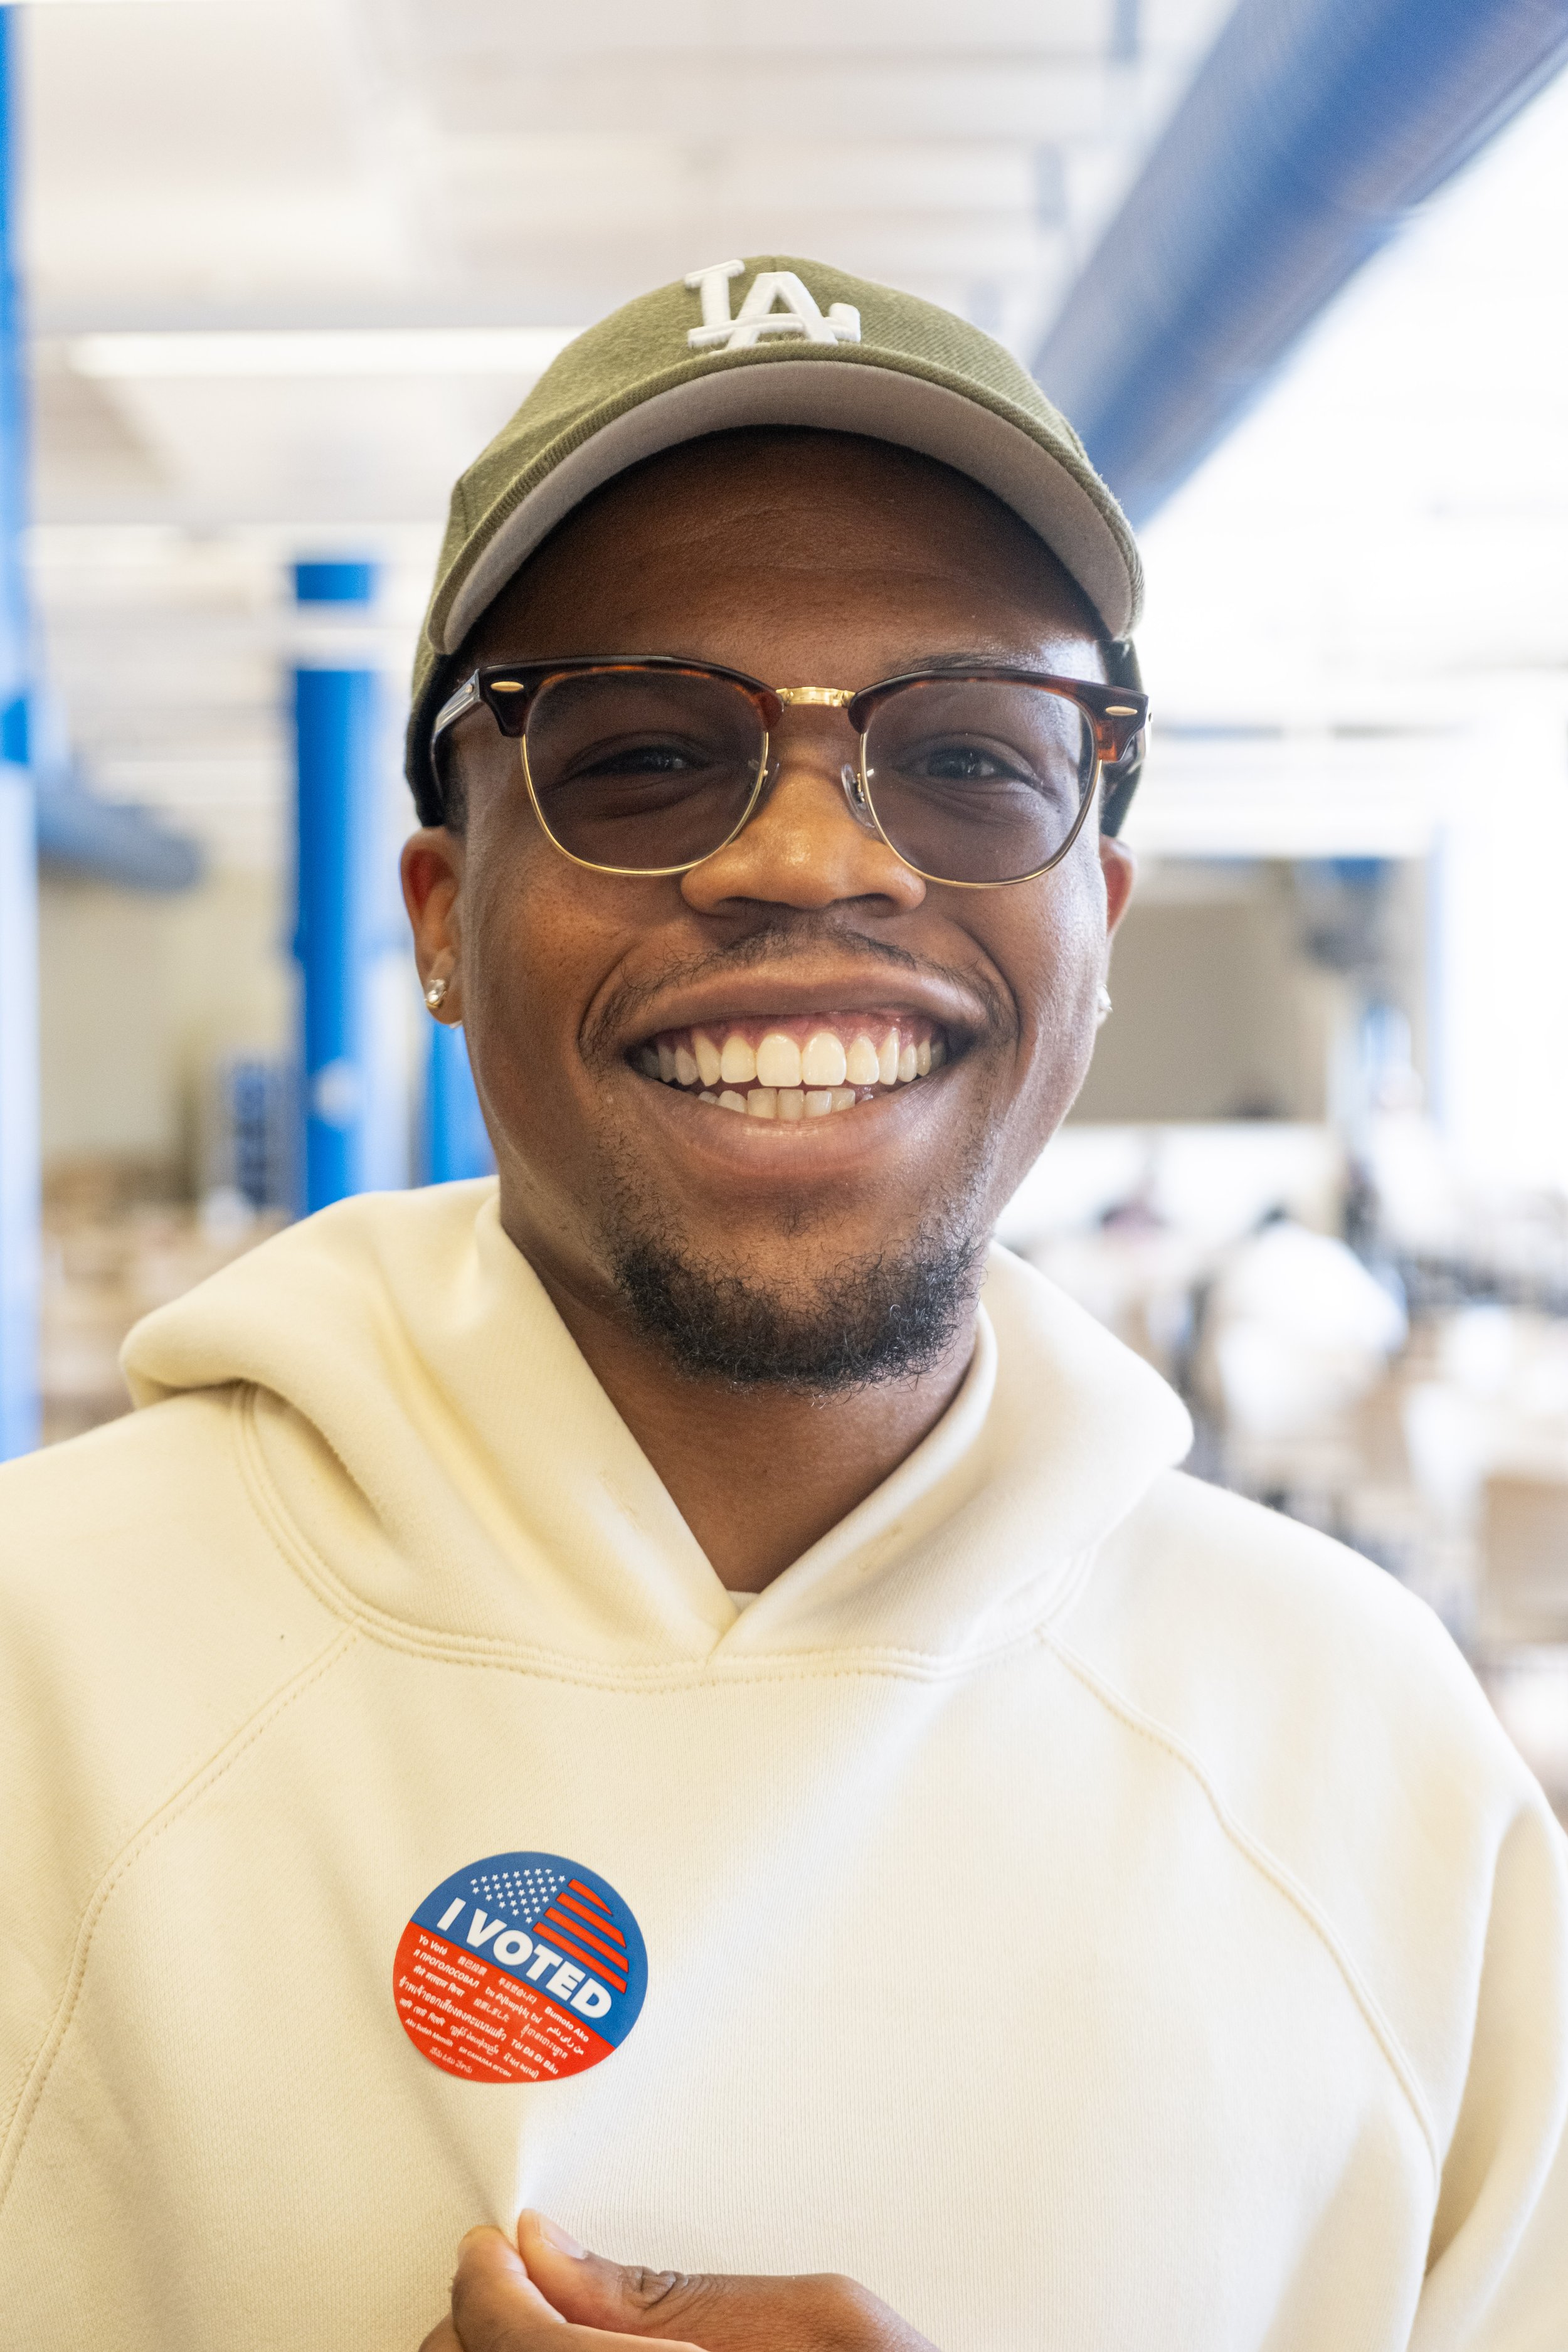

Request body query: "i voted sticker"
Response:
[394, 1850, 647, 2085]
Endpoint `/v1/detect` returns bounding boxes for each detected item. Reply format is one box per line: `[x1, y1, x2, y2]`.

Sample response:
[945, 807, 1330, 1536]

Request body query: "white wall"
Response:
[38, 865, 292, 1174]
[1428, 719, 1568, 1192]
[1073, 862, 1340, 1125]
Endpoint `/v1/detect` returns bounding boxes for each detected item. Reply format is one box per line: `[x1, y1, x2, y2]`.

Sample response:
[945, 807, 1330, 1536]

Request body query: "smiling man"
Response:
[403, 420, 1141, 1594]
[1, 261, 1565, 2352]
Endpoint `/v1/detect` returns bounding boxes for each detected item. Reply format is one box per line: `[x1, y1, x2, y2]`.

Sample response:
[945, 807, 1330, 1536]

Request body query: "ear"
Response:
[1099, 832, 1136, 937]
[402, 827, 466, 1020]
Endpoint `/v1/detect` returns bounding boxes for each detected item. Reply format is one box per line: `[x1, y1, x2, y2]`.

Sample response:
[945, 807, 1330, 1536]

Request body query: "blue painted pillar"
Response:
[0, 6, 38, 1459]
[424, 1019, 494, 1184]
[292, 559, 381, 1213]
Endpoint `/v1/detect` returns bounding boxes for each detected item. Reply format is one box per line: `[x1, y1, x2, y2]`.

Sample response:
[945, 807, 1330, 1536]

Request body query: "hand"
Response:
[419, 2208, 940, 2352]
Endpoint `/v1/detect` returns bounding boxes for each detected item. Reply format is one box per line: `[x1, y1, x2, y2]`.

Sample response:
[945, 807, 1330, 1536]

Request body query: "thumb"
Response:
[515, 2212, 714, 2346]
[516, 2215, 932, 2351]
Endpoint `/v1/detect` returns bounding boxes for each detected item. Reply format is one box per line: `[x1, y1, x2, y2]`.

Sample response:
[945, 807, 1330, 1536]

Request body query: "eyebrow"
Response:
[913, 649, 1022, 672]
[901, 647, 1103, 676]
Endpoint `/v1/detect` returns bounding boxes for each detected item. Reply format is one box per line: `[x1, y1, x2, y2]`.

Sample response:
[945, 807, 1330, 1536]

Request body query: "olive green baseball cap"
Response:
[407, 254, 1142, 820]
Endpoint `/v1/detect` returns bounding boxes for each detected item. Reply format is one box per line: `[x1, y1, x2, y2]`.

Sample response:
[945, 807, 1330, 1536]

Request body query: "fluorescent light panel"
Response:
[69, 328, 580, 379]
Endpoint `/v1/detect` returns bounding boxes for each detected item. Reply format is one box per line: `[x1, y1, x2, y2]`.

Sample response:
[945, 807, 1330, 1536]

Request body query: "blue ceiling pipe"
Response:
[1036, 0, 1568, 524]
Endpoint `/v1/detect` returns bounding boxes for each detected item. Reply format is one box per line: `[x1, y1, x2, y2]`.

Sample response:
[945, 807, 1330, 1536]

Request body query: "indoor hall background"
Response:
[3, 0, 1567, 1809]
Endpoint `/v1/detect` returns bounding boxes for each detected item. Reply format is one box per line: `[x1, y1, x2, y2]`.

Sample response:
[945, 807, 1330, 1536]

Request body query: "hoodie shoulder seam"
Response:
[1042, 1628, 1441, 2184]
[0, 1623, 358, 2215]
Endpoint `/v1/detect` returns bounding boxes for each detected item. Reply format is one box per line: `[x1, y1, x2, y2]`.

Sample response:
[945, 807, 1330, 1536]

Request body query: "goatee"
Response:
[610, 1226, 987, 1392]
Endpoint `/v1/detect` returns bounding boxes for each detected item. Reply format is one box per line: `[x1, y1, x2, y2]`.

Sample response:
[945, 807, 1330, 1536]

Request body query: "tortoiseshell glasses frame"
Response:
[430, 653, 1148, 889]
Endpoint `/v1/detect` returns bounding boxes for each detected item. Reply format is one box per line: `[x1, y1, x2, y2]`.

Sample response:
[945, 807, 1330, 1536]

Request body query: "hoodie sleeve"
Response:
[0, 1391, 346, 2178]
[1409, 1789, 1568, 2351]
[1070, 1471, 1568, 2350]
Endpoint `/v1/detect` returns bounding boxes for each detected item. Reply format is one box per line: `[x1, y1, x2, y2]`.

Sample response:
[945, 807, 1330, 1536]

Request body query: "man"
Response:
[1, 258, 1563, 2351]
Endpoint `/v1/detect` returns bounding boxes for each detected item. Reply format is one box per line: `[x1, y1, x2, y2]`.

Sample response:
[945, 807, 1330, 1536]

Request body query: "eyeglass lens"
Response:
[523, 669, 767, 871]
[521, 668, 1097, 884]
[862, 678, 1097, 884]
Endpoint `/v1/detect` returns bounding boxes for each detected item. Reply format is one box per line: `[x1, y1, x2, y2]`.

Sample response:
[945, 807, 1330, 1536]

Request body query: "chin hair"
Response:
[610, 1228, 987, 1392]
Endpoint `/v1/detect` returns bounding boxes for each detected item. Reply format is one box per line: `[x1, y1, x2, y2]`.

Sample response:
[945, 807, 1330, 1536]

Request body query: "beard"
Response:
[598, 1099, 992, 1394]
[610, 1221, 988, 1392]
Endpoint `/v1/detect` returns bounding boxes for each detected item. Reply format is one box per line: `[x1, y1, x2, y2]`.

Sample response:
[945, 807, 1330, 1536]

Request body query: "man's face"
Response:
[406, 431, 1133, 1387]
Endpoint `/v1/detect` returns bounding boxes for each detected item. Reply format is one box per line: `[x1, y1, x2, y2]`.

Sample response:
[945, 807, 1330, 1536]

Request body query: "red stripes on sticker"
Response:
[541, 1918, 628, 1991]
[557, 1892, 627, 1949]
[541, 1904, 629, 1973]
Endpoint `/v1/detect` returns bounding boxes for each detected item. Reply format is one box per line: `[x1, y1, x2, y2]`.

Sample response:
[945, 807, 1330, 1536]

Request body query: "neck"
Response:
[523, 1264, 977, 1591]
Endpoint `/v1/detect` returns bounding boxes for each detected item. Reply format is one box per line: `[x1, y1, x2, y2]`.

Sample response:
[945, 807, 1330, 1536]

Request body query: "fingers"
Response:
[449, 2226, 567, 2349]
[515, 2212, 707, 2347]
[448, 2222, 701, 2352]
[443, 2212, 933, 2352]
[516, 2212, 926, 2349]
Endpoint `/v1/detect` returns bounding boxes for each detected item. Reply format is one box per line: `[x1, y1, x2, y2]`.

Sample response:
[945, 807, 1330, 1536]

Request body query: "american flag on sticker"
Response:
[528, 1878, 632, 1993]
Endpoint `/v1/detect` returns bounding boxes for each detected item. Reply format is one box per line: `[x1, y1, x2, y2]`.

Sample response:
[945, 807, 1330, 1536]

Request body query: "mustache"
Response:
[583, 914, 1013, 1062]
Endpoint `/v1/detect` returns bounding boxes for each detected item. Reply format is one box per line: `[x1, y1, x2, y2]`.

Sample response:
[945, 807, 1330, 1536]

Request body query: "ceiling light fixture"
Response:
[67, 327, 580, 379]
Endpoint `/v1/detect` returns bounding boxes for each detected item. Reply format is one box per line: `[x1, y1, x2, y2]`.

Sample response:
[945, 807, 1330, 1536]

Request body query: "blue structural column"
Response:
[424, 1019, 494, 1184]
[0, 4, 38, 1459]
[292, 560, 381, 1214]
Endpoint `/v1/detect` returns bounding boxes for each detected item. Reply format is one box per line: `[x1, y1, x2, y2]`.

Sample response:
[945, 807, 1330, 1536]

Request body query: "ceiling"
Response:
[1131, 65, 1568, 861]
[16, 0, 1567, 882]
[16, 0, 1232, 871]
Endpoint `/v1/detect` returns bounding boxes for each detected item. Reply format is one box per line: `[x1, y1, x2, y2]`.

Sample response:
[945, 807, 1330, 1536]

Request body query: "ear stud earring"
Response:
[1096, 985, 1113, 1024]
[424, 976, 450, 1012]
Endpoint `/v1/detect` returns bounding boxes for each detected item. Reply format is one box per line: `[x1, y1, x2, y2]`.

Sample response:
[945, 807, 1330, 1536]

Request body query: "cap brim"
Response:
[439, 359, 1138, 652]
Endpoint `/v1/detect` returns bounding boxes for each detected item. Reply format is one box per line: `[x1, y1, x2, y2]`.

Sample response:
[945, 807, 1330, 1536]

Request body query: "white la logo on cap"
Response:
[684, 260, 862, 352]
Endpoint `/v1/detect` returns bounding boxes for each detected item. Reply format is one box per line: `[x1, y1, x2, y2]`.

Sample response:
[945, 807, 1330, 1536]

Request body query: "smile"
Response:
[632, 1012, 949, 1120]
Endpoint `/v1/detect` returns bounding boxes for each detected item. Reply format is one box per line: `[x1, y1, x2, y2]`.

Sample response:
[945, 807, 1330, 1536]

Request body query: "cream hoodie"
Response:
[1, 1182, 1564, 2350]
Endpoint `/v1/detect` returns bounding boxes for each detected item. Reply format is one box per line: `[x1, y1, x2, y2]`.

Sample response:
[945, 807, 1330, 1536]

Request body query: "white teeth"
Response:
[657, 1022, 948, 1109]
[756, 1030, 802, 1088]
[802, 1030, 848, 1087]
[720, 1034, 757, 1085]
[845, 1035, 880, 1086]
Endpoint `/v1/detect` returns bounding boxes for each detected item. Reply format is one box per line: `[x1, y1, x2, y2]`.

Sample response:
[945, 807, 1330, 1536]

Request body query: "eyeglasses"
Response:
[430, 655, 1148, 889]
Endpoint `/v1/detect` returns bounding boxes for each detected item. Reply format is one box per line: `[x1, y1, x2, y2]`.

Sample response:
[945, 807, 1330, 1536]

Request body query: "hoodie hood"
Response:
[123, 1182, 1191, 1670]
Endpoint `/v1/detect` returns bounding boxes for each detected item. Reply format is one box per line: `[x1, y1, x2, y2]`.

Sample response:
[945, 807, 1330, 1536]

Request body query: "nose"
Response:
[680, 718, 926, 917]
